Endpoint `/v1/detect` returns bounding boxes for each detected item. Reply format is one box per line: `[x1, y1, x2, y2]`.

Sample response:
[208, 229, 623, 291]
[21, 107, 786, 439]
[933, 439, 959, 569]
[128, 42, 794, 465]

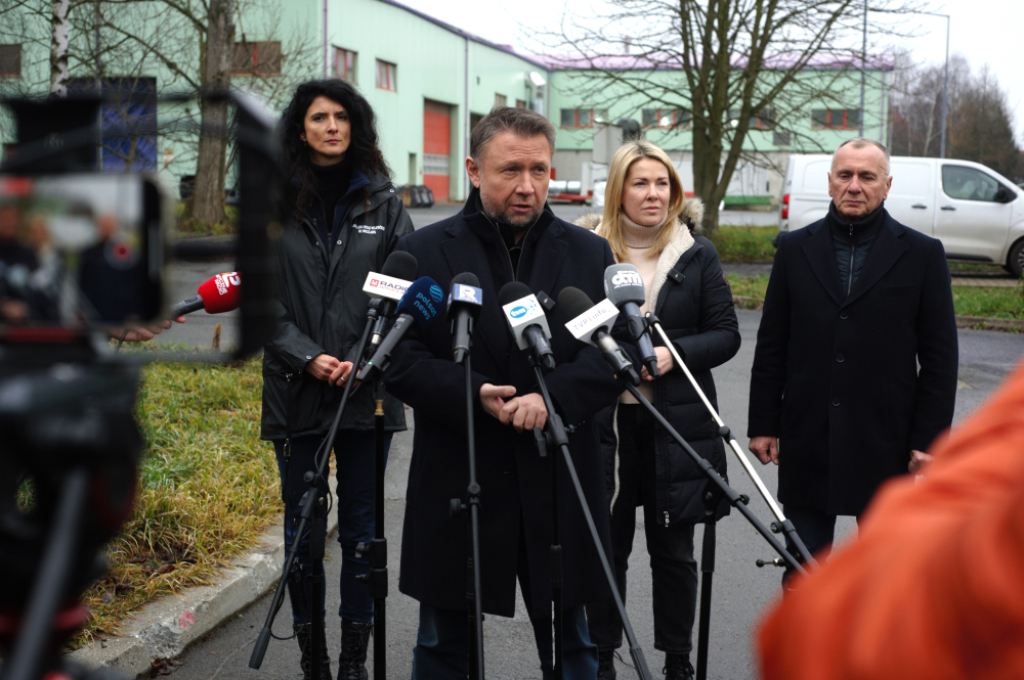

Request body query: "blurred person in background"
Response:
[758, 357, 1024, 680]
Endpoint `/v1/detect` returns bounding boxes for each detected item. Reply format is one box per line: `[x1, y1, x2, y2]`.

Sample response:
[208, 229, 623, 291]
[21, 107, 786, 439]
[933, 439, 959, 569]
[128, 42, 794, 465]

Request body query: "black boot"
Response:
[295, 622, 332, 680]
[597, 648, 617, 680]
[663, 653, 694, 680]
[338, 619, 373, 680]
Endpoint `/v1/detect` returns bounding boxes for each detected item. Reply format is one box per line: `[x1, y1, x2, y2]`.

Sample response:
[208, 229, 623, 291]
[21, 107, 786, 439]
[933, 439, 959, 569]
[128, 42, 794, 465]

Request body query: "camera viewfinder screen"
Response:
[0, 174, 161, 330]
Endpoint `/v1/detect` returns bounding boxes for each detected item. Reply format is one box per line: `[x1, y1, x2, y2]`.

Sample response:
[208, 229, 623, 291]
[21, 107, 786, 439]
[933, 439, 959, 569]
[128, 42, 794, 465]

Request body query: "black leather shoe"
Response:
[294, 622, 332, 680]
[338, 619, 373, 680]
[663, 653, 694, 680]
[597, 649, 617, 680]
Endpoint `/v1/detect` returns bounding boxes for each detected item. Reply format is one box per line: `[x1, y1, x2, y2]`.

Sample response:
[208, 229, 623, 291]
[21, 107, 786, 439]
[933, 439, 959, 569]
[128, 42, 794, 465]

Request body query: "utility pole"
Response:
[859, 0, 867, 138]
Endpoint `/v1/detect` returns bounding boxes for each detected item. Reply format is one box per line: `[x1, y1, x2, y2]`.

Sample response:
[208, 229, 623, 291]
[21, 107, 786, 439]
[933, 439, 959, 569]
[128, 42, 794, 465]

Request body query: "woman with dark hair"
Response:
[578, 140, 740, 680]
[261, 79, 413, 680]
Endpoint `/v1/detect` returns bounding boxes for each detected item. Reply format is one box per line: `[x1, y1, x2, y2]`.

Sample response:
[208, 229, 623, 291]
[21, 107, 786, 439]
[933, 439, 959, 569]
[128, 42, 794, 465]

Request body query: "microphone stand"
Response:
[616, 380, 806, 680]
[353, 376, 388, 680]
[449, 355, 486, 680]
[644, 313, 817, 568]
[529, 362, 653, 680]
[250, 302, 380, 674]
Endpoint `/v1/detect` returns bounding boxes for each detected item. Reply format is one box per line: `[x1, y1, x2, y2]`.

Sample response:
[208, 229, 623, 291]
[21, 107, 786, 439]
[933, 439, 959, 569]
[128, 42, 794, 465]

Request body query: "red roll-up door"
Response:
[423, 99, 451, 202]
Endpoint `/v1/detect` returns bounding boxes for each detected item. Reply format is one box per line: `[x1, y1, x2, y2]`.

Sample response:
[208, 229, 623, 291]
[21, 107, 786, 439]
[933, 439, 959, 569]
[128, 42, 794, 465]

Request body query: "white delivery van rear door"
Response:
[884, 158, 935, 236]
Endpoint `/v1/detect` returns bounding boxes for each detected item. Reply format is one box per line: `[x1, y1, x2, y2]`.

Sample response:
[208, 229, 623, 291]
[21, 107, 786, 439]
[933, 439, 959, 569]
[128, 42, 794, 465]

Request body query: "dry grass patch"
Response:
[73, 355, 281, 647]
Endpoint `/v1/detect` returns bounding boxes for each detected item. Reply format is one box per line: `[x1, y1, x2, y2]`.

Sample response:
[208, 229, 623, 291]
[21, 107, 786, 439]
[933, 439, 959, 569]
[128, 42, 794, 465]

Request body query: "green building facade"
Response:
[0, 0, 890, 203]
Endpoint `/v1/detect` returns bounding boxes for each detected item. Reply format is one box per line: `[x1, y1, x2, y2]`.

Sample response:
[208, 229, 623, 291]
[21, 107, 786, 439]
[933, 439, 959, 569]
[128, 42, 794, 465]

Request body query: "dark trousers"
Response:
[273, 430, 392, 624]
[586, 404, 698, 655]
[411, 524, 598, 679]
[782, 504, 863, 584]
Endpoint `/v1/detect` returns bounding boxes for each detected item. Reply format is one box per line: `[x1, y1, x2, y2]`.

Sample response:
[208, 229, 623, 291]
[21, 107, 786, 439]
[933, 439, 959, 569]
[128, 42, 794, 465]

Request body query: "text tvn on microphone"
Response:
[378, 105, 644, 672]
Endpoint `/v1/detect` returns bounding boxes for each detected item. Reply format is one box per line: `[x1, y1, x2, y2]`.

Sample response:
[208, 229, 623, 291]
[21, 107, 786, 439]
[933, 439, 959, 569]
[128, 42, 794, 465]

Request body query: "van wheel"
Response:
[1007, 239, 1024, 279]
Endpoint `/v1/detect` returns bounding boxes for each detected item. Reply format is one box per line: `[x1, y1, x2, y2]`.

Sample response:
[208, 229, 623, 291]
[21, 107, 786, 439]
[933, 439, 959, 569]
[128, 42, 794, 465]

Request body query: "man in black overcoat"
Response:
[385, 107, 626, 679]
[748, 138, 958, 566]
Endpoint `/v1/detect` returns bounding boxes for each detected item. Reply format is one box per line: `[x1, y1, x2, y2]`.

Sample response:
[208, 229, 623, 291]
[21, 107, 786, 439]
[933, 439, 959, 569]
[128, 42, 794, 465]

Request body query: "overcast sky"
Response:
[400, 0, 1023, 143]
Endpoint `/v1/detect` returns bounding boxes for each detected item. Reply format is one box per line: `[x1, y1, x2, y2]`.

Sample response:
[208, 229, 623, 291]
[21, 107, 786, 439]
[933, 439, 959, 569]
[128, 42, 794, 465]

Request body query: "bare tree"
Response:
[2, 0, 319, 219]
[889, 55, 1019, 177]
[538, 0, 923, 231]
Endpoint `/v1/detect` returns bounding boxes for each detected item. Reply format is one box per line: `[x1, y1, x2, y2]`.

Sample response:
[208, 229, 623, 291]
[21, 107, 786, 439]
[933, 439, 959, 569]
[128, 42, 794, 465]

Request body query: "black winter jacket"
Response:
[588, 213, 741, 527]
[260, 171, 413, 440]
[385, 193, 631, 616]
[748, 208, 958, 515]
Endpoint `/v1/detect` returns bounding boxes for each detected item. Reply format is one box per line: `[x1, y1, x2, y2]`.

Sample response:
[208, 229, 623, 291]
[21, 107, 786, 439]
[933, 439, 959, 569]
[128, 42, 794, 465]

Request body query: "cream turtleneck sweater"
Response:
[618, 213, 664, 404]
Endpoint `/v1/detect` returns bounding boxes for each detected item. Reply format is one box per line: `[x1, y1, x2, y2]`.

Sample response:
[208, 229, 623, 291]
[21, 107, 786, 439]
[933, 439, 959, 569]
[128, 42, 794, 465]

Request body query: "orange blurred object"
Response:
[758, 358, 1024, 680]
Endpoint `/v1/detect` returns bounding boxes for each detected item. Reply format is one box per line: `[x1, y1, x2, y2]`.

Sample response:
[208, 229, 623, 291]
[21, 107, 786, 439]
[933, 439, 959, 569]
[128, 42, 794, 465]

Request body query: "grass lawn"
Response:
[71, 354, 281, 647]
[726, 273, 1024, 324]
[708, 225, 776, 264]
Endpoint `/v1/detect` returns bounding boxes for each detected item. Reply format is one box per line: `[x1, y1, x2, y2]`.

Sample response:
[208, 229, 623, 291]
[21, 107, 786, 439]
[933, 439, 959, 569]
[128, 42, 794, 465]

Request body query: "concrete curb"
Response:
[955, 315, 1024, 331]
[69, 478, 339, 678]
[731, 297, 1022, 332]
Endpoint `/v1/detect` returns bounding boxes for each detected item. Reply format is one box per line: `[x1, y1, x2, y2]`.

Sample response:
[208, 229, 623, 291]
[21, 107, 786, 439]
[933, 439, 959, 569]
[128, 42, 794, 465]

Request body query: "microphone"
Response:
[447, 273, 483, 365]
[558, 287, 640, 386]
[604, 264, 659, 378]
[498, 281, 556, 373]
[363, 251, 419, 350]
[357, 276, 443, 383]
[170, 272, 241, 317]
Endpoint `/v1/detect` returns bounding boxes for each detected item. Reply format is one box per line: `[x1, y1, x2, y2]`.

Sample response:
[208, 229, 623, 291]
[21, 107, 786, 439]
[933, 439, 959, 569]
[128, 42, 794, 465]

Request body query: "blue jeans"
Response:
[274, 430, 392, 624]
[410, 525, 598, 679]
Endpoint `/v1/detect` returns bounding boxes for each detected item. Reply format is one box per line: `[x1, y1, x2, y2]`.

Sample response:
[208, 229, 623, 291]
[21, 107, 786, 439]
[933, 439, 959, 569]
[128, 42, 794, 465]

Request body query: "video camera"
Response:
[0, 90, 282, 680]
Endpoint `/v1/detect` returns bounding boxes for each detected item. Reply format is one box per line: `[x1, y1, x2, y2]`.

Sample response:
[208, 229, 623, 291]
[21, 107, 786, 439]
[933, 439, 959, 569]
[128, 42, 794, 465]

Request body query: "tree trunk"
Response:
[188, 0, 234, 225]
[50, 0, 70, 96]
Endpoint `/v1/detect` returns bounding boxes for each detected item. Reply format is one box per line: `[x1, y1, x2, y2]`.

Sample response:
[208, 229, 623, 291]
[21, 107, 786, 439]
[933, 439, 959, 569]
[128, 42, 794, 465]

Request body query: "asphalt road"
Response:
[158, 295, 1022, 680]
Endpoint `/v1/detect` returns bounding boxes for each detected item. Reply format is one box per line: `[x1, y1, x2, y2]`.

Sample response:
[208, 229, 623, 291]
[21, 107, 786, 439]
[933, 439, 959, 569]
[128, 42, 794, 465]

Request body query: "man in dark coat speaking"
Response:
[748, 137, 958, 566]
[385, 107, 625, 678]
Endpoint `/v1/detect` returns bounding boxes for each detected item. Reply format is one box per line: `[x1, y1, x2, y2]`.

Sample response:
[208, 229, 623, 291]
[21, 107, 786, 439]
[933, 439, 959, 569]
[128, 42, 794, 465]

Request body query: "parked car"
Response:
[777, 154, 1024, 277]
[592, 179, 607, 209]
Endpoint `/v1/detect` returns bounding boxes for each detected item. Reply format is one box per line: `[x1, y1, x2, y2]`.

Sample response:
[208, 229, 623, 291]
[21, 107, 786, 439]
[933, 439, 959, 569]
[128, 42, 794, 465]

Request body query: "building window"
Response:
[516, 99, 527, 109]
[376, 60, 396, 91]
[642, 108, 691, 128]
[727, 108, 775, 129]
[232, 41, 281, 76]
[811, 109, 861, 130]
[0, 45, 21, 77]
[773, 131, 791, 146]
[334, 47, 356, 83]
[560, 108, 606, 128]
[495, 94, 507, 108]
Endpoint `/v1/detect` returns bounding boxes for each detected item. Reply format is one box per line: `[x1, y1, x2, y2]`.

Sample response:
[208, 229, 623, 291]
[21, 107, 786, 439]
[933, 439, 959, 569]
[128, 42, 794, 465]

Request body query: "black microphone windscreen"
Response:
[381, 250, 418, 281]
[498, 281, 532, 307]
[452, 272, 480, 288]
[557, 286, 595, 322]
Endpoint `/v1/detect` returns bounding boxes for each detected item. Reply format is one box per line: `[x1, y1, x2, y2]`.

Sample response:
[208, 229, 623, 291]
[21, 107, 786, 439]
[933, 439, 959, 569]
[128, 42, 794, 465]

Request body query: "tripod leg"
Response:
[551, 451, 563, 680]
[373, 396, 387, 680]
[695, 520, 716, 680]
[310, 492, 327, 680]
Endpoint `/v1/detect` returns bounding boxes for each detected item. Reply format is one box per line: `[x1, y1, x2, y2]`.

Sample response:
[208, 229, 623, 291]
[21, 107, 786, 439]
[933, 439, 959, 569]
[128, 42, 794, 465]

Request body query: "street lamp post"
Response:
[919, 11, 951, 159]
[859, 0, 868, 137]
[861, 7, 951, 156]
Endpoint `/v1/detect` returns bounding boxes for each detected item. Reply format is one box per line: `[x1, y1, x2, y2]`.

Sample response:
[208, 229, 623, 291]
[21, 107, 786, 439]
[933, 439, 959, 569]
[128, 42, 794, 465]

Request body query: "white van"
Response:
[777, 154, 1024, 277]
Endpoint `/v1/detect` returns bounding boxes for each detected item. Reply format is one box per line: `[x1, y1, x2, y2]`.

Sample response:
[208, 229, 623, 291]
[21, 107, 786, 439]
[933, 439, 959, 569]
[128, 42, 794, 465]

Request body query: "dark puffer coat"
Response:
[583, 203, 741, 526]
[260, 170, 413, 441]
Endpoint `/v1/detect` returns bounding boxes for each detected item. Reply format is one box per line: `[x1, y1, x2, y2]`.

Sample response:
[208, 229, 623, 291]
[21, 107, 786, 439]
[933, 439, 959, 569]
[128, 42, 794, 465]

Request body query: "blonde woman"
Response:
[579, 141, 740, 680]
